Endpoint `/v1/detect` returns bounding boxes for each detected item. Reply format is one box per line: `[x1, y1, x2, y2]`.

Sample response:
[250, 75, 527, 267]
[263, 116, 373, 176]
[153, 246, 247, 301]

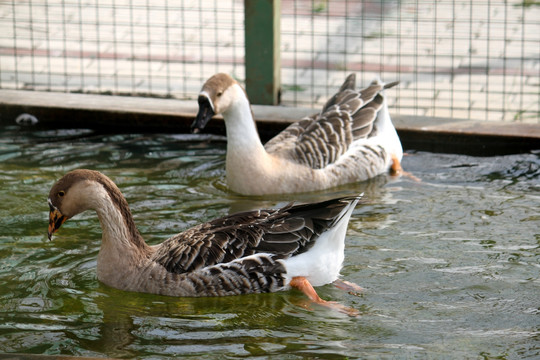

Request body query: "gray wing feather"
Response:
[151, 196, 359, 275]
[265, 75, 398, 169]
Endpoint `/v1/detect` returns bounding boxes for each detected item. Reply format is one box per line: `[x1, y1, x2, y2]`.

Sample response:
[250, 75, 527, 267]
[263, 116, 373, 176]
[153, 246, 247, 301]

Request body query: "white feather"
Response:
[282, 197, 359, 287]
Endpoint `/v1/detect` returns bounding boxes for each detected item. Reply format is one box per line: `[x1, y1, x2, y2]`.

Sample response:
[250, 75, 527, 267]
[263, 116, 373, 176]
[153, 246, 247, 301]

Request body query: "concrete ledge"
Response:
[1, 90, 538, 155]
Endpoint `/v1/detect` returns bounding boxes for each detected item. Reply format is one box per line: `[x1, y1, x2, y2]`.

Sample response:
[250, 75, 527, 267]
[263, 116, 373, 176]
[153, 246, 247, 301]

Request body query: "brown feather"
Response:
[264, 75, 399, 170]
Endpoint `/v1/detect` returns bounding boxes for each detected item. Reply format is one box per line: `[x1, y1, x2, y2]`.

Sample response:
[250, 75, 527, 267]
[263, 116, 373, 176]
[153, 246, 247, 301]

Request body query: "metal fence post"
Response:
[244, 0, 281, 105]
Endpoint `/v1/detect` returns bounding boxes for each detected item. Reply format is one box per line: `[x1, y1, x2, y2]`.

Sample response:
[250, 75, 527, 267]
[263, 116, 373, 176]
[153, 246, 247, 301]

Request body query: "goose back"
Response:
[151, 196, 357, 274]
[265, 76, 399, 170]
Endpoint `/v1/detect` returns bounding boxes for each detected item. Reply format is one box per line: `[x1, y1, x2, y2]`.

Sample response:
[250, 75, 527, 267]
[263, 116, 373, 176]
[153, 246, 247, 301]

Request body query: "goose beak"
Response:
[48, 204, 67, 240]
[191, 95, 215, 133]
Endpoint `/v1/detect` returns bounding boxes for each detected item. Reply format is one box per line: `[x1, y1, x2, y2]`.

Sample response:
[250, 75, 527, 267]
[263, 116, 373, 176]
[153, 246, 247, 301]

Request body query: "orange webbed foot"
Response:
[290, 276, 360, 317]
[320, 300, 360, 317]
[390, 154, 403, 177]
[390, 154, 421, 182]
[333, 279, 364, 296]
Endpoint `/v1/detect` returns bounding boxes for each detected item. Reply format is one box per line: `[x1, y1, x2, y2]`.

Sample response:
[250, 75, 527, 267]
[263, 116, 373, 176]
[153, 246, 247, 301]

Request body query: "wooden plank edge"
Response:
[1, 90, 538, 155]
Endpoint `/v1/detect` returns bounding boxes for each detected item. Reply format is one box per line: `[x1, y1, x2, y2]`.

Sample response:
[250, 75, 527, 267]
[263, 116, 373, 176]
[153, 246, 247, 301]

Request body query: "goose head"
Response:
[47, 169, 115, 240]
[191, 73, 245, 133]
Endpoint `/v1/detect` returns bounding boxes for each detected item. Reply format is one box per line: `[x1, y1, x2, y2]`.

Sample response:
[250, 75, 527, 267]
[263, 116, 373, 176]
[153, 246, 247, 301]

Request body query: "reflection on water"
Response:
[0, 127, 539, 358]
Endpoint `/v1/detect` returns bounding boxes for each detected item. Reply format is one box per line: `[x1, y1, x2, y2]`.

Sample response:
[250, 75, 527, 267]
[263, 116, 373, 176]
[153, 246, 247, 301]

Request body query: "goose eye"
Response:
[58, 190, 65, 197]
[217, 92, 223, 97]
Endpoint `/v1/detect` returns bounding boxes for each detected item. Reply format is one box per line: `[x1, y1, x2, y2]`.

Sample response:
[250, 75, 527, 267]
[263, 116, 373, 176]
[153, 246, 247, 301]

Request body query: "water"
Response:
[0, 127, 539, 359]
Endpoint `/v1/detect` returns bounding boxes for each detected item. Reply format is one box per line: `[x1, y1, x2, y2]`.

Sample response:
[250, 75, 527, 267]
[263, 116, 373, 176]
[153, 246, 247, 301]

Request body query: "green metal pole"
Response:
[244, 0, 281, 105]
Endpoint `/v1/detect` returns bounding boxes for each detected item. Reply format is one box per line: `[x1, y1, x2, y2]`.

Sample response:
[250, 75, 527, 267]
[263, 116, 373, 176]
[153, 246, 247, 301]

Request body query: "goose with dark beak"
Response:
[191, 73, 404, 195]
[46, 169, 363, 316]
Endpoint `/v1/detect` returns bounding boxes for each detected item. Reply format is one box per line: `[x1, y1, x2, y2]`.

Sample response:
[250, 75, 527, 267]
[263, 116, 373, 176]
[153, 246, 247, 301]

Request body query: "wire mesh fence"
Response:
[1, 0, 538, 122]
[0, 1, 245, 97]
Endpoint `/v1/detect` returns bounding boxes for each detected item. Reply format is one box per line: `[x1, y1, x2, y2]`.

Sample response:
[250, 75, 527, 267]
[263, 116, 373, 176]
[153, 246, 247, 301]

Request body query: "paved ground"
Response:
[0, 0, 538, 123]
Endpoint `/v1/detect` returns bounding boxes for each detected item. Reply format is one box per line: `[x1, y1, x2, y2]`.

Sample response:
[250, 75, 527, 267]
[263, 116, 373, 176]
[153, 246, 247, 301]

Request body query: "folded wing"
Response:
[265, 74, 398, 169]
[151, 196, 359, 274]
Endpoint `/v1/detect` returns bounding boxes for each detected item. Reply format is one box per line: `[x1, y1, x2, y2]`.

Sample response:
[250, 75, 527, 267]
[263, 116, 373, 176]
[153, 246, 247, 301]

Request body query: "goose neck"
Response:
[222, 89, 263, 151]
[89, 181, 150, 255]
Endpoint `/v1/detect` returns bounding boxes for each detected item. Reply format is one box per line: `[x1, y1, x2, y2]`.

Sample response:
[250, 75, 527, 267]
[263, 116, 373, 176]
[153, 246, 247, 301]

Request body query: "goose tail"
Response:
[282, 194, 361, 287]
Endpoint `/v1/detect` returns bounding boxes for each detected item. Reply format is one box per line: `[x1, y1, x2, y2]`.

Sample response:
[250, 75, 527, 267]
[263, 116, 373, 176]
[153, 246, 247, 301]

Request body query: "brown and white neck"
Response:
[78, 181, 151, 284]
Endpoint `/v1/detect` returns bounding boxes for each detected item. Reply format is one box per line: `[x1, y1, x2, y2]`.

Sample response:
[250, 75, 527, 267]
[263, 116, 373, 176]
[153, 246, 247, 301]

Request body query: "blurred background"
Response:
[1, 0, 538, 122]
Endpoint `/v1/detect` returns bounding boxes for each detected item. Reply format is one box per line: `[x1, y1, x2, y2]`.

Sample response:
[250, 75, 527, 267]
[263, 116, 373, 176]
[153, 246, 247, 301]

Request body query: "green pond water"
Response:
[0, 128, 539, 359]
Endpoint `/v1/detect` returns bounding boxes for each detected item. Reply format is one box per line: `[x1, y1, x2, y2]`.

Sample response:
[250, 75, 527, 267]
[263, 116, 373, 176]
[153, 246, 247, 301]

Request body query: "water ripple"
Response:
[0, 132, 539, 358]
